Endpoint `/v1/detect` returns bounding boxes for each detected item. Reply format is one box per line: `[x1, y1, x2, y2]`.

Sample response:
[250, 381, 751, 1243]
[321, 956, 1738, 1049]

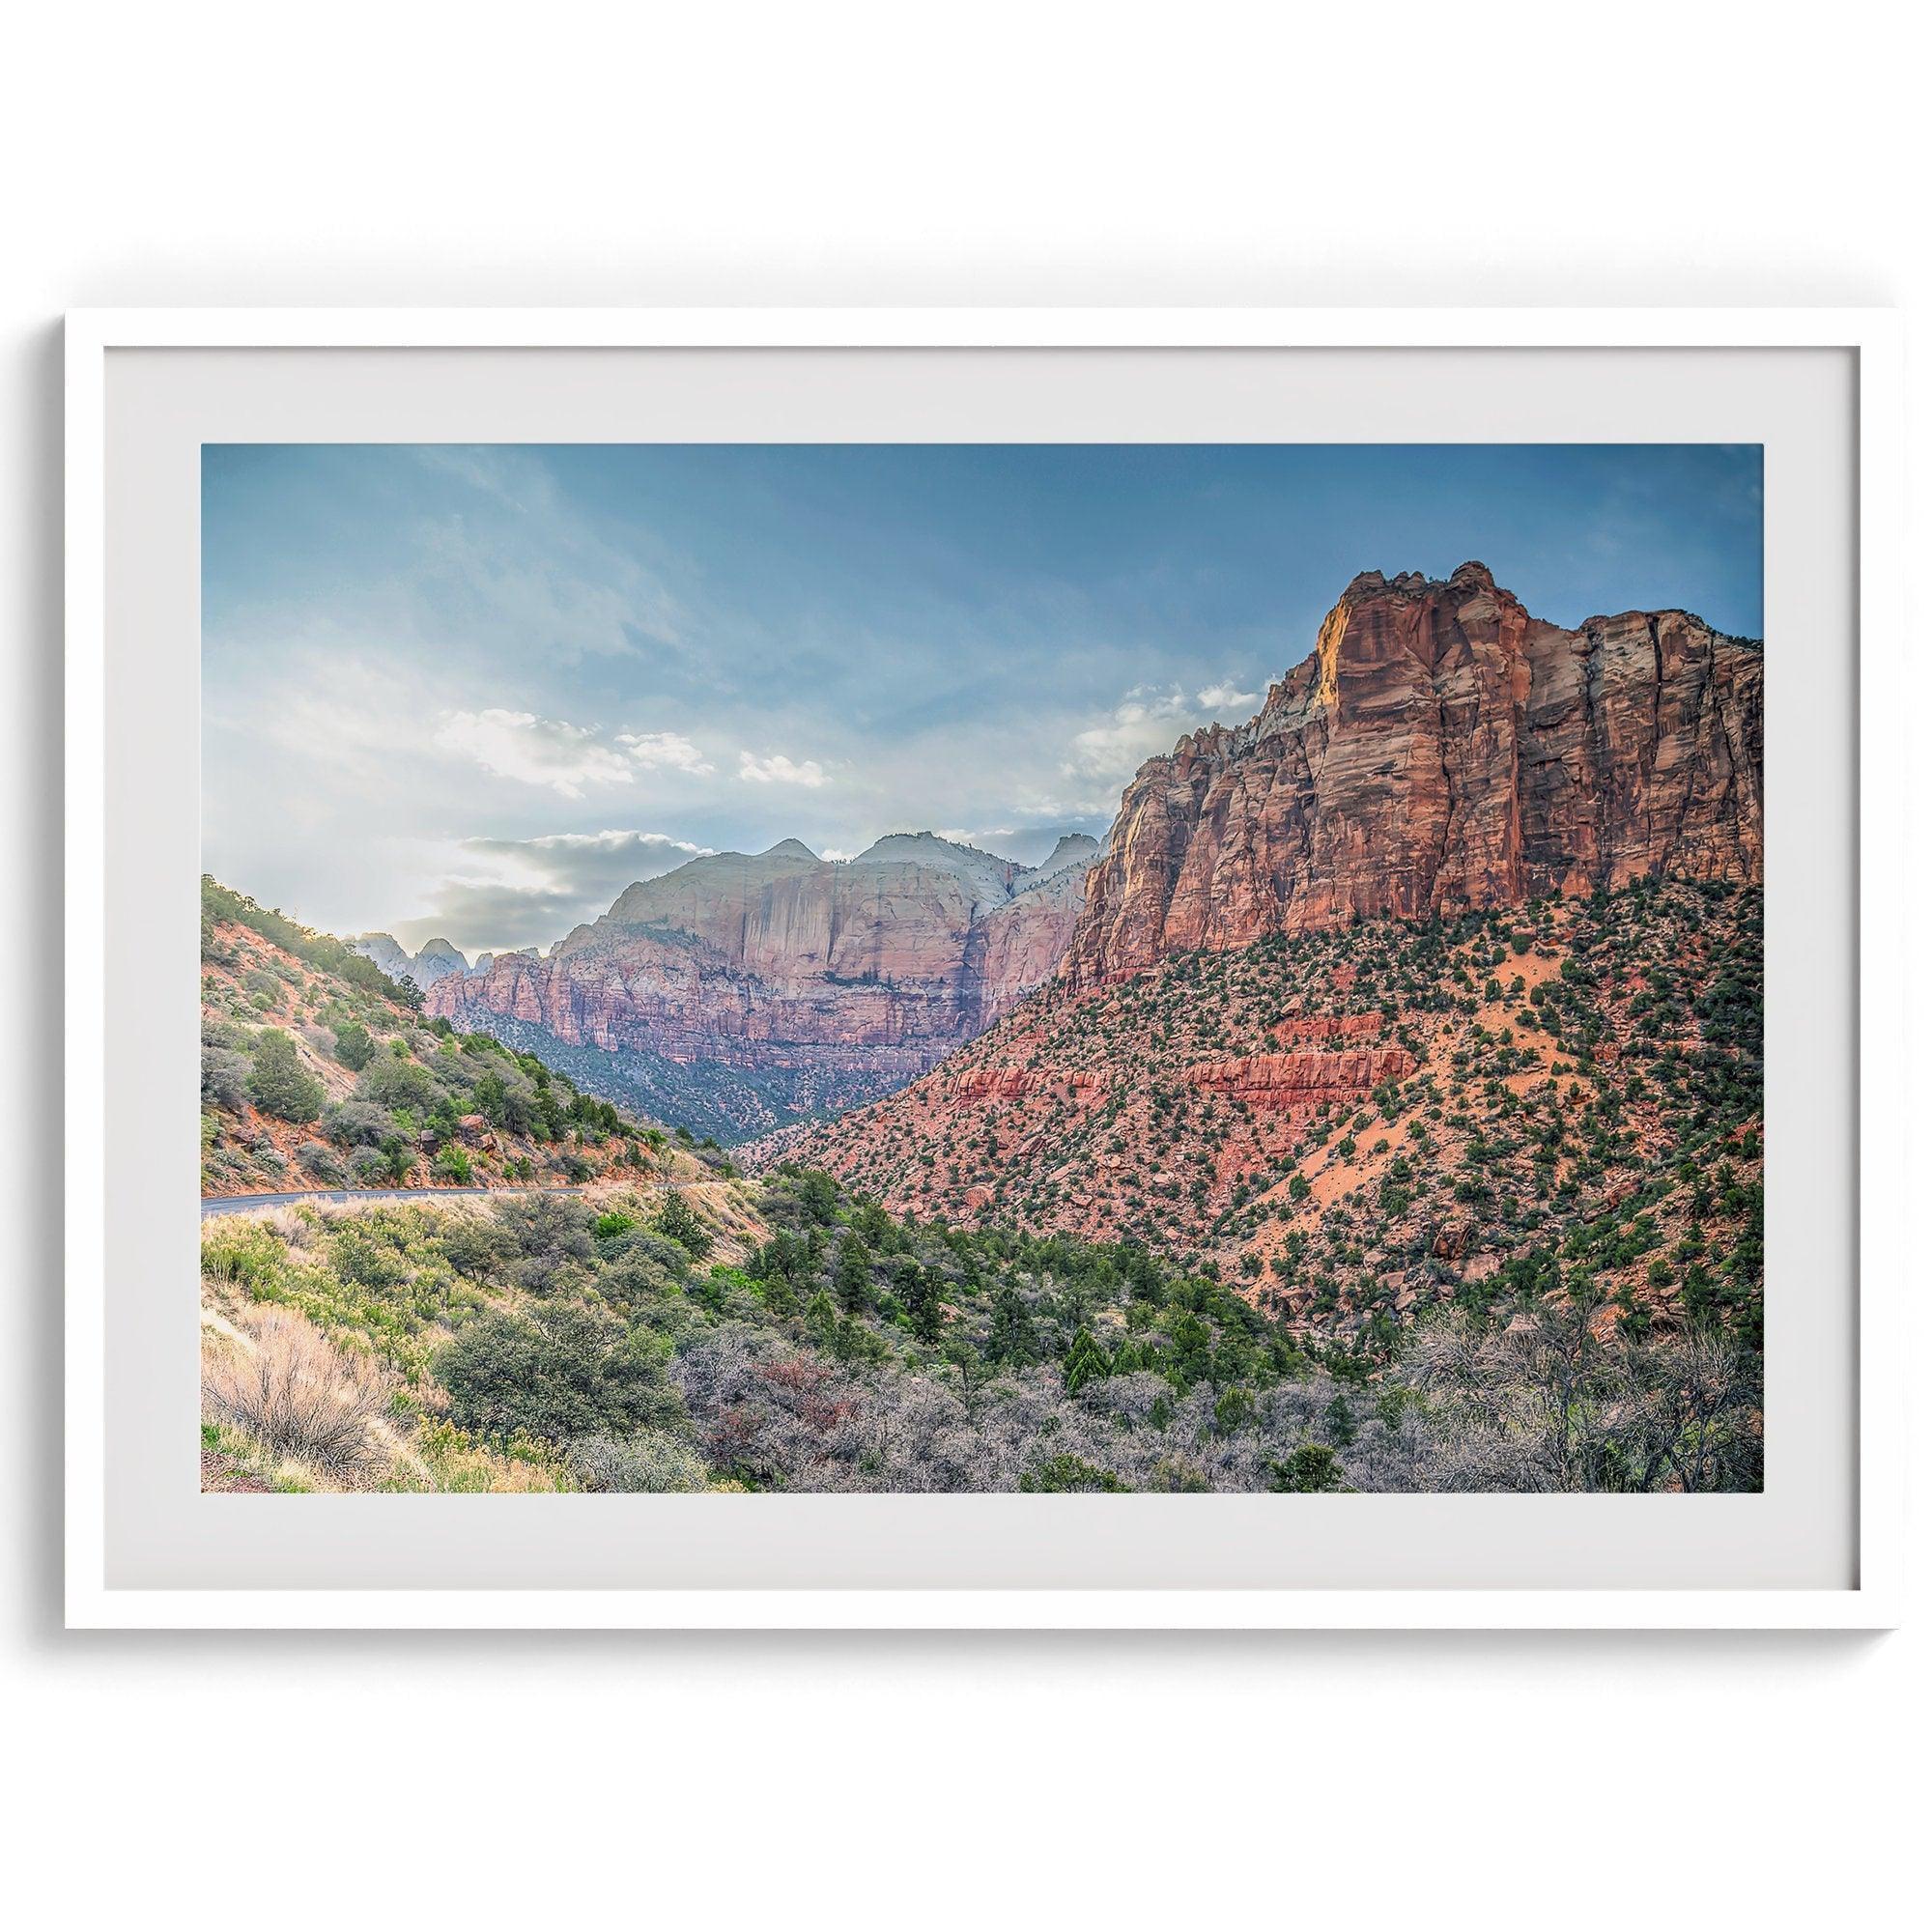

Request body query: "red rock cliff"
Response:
[427, 832, 1099, 1077]
[1065, 562, 1763, 986]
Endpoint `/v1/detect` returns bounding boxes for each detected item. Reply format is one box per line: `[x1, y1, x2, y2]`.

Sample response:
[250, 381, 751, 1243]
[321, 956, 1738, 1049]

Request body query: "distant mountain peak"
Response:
[348, 931, 469, 991]
[852, 830, 987, 862]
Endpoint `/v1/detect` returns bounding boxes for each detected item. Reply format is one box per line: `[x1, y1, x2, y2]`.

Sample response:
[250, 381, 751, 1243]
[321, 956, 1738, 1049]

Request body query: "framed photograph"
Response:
[66, 309, 1902, 1629]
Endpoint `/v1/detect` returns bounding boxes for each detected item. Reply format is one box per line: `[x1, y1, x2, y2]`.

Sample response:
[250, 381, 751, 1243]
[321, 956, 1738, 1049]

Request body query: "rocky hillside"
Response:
[424, 831, 1101, 1141]
[781, 877, 1764, 1355]
[1066, 562, 1762, 986]
[201, 878, 706, 1198]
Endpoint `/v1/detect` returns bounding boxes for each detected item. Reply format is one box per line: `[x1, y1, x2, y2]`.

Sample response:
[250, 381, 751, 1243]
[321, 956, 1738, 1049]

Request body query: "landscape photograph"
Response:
[199, 442, 1765, 1496]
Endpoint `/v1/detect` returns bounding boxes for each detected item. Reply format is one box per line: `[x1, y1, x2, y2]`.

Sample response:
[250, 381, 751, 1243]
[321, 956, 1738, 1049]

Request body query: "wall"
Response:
[3, 5, 1921, 1925]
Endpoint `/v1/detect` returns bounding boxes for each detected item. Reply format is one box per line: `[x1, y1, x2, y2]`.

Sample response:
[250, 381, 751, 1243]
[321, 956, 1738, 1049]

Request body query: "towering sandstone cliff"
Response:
[425, 832, 1100, 1136]
[1065, 561, 1763, 986]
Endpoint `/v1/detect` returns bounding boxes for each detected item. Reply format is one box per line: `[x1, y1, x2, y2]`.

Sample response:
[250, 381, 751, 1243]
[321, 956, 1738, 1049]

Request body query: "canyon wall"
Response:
[1065, 561, 1763, 986]
[424, 833, 1100, 1130]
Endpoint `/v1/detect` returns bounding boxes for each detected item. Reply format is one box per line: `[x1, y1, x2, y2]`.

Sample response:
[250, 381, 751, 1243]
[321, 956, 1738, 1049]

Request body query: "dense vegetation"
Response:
[201, 1162, 1760, 1494]
[446, 1009, 898, 1150]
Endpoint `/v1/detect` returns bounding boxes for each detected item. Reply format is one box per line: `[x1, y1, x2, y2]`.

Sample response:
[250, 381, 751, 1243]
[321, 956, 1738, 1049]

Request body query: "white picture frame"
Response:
[66, 308, 1905, 1630]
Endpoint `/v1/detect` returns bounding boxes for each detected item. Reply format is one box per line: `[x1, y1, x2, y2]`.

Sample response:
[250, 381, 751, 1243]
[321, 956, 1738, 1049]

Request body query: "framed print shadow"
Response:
[65, 310, 1904, 1627]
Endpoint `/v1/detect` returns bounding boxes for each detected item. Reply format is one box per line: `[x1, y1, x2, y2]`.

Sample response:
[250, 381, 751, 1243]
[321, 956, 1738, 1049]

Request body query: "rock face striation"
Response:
[1065, 562, 1763, 987]
[424, 832, 1102, 1138]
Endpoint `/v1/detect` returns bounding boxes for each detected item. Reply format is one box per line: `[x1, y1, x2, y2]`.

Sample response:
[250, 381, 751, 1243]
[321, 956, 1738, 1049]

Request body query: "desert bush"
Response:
[1018, 1453, 1127, 1492]
[201, 1046, 250, 1108]
[201, 1220, 285, 1290]
[349, 1146, 395, 1184]
[495, 1191, 595, 1293]
[201, 1311, 388, 1478]
[564, 1430, 710, 1492]
[332, 1020, 376, 1070]
[298, 1140, 348, 1184]
[436, 1304, 685, 1446]
[323, 1099, 394, 1147]
[656, 1191, 714, 1261]
[433, 1144, 474, 1184]
[439, 1213, 513, 1282]
[355, 1056, 439, 1113]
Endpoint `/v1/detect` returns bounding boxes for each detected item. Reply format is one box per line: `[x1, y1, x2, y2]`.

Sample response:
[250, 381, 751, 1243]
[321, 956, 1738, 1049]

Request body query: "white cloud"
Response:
[1064, 684, 1193, 781]
[468, 828, 712, 871]
[1197, 681, 1260, 712]
[616, 729, 715, 776]
[738, 750, 828, 788]
[1060, 678, 1261, 791]
[437, 708, 638, 798]
[393, 827, 717, 954]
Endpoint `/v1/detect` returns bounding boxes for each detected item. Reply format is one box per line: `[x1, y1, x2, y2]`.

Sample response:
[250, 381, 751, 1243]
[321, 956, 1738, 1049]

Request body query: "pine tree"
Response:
[657, 1191, 714, 1261]
[1062, 1327, 1110, 1395]
[246, 1030, 324, 1123]
[986, 1286, 1037, 1366]
[835, 1233, 873, 1313]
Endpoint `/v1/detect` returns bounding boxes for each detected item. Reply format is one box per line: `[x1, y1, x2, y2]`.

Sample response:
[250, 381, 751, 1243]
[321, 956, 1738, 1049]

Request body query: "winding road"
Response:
[199, 1180, 704, 1220]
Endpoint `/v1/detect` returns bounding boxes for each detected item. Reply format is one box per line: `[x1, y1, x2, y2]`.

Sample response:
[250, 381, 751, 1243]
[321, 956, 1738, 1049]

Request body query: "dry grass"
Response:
[201, 1309, 390, 1481]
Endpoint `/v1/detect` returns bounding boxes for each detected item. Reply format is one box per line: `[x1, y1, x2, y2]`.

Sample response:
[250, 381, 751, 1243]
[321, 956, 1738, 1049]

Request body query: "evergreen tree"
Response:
[1322, 1392, 1358, 1448]
[1062, 1327, 1110, 1395]
[657, 1191, 714, 1261]
[835, 1233, 873, 1313]
[986, 1286, 1037, 1366]
[331, 1021, 376, 1071]
[246, 1030, 324, 1123]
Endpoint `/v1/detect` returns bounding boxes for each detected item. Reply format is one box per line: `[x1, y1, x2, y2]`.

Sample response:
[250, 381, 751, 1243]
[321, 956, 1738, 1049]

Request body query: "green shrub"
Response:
[436, 1305, 684, 1446]
[246, 1031, 325, 1123]
[563, 1430, 708, 1492]
[1018, 1454, 1128, 1492]
[201, 1047, 250, 1108]
[1267, 1445, 1348, 1492]
[656, 1192, 714, 1261]
[298, 1141, 348, 1185]
[356, 1056, 438, 1114]
[322, 1100, 392, 1147]
[332, 1021, 377, 1070]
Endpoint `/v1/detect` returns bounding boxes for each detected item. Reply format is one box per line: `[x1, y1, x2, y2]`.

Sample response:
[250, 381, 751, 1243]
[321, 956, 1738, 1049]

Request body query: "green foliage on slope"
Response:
[200, 1164, 1761, 1494]
[201, 876, 672, 1196]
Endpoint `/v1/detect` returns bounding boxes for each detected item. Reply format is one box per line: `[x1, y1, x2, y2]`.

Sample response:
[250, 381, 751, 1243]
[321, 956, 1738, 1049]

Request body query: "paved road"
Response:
[199, 1180, 702, 1219]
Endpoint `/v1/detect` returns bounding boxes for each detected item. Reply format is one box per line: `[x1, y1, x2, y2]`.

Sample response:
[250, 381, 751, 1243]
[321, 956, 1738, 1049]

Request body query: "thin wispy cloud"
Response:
[1065, 685, 1199, 784]
[436, 709, 639, 798]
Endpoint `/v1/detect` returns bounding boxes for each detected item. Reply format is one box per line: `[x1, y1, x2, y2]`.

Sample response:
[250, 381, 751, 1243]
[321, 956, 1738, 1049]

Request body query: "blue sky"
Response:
[203, 442, 1763, 955]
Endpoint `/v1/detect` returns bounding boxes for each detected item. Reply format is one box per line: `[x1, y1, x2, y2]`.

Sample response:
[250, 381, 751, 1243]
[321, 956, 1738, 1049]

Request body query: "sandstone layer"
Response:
[425, 833, 1101, 1126]
[1065, 562, 1763, 986]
